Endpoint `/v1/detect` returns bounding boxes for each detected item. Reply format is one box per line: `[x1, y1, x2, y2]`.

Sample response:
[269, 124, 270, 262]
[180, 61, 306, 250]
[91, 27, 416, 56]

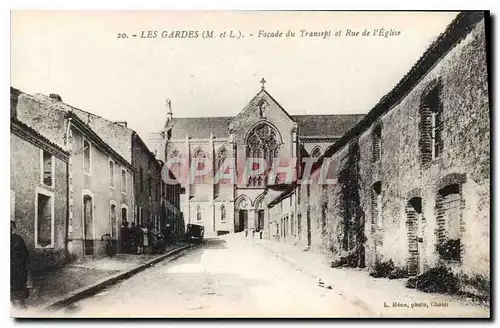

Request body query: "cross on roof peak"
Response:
[260, 78, 267, 90]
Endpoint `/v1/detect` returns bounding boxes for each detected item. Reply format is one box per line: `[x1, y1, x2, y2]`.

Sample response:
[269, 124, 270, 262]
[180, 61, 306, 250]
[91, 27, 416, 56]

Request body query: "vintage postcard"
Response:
[10, 10, 490, 318]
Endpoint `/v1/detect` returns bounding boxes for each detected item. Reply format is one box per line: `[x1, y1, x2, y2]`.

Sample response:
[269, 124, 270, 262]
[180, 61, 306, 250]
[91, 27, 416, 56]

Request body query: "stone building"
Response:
[148, 83, 363, 238]
[68, 108, 181, 236]
[268, 12, 490, 293]
[12, 89, 136, 259]
[10, 89, 69, 271]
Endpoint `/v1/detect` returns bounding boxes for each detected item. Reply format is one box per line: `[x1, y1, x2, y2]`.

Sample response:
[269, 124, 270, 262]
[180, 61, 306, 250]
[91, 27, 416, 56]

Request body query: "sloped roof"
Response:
[12, 90, 134, 168]
[11, 117, 69, 161]
[170, 117, 232, 139]
[69, 107, 134, 163]
[268, 185, 295, 208]
[67, 106, 158, 166]
[315, 11, 486, 168]
[292, 114, 365, 137]
[168, 114, 364, 139]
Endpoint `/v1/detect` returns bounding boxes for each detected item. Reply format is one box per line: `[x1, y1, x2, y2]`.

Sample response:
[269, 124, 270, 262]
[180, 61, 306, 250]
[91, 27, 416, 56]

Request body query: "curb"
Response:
[255, 240, 377, 317]
[43, 244, 196, 311]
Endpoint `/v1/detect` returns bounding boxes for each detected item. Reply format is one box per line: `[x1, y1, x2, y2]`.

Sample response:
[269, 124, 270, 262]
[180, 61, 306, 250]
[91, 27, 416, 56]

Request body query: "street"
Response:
[47, 235, 370, 318]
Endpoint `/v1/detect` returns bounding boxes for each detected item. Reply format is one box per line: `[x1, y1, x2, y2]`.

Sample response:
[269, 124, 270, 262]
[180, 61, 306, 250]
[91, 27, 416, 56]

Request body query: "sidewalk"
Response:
[22, 243, 192, 312]
[255, 238, 490, 318]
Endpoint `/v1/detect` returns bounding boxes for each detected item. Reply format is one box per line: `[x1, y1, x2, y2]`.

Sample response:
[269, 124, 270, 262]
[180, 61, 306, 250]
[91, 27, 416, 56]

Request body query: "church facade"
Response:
[149, 82, 363, 237]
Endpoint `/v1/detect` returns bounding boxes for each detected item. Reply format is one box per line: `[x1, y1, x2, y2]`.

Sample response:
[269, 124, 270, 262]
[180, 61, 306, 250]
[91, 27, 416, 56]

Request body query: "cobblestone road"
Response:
[48, 236, 370, 318]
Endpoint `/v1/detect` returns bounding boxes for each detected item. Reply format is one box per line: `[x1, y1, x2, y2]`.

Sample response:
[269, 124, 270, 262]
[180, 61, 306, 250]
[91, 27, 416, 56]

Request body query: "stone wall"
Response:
[305, 19, 489, 282]
[10, 130, 69, 272]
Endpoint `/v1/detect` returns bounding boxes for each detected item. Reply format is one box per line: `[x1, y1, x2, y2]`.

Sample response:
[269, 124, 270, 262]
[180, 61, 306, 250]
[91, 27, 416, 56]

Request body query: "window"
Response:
[196, 206, 202, 221]
[121, 206, 128, 223]
[148, 175, 152, 198]
[221, 205, 226, 222]
[140, 167, 144, 192]
[215, 147, 228, 197]
[419, 82, 443, 164]
[41, 150, 54, 187]
[36, 190, 54, 248]
[371, 182, 383, 231]
[372, 125, 382, 163]
[121, 168, 127, 194]
[83, 139, 91, 174]
[109, 160, 115, 188]
[246, 123, 280, 186]
[193, 148, 207, 184]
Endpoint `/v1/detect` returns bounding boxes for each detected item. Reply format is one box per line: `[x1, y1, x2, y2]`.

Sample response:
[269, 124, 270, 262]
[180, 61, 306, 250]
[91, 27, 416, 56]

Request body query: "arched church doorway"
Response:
[238, 210, 248, 232]
[235, 196, 251, 233]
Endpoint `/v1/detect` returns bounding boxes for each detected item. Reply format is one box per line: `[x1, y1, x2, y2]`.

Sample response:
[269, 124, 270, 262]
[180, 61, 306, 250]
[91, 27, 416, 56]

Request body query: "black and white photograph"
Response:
[9, 10, 491, 318]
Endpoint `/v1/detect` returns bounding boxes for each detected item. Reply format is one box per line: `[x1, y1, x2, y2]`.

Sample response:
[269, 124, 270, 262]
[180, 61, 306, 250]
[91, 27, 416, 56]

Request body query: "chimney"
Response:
[49, 94, 62, 101]
[114, 121, 128, 127]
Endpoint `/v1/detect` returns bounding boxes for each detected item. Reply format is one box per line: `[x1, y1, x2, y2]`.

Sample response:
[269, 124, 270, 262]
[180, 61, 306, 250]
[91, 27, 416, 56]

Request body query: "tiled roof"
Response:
[12, 90, 134, 169]
[168, 114, 364, 139]
[292, 114, 364, 137]
[316, 11, 486, 166]
[11, 118, 69, 161]
[170, 117, 232, 139]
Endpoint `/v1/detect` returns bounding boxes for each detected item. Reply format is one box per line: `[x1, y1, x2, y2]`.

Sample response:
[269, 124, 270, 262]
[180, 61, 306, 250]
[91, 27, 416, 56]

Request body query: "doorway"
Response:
[110, 204, 117, 239]
[406, 197, 423, 276]
[257, 210, 264, 231]
[238, 210, 248, 232]
[83, 195, 94, 256]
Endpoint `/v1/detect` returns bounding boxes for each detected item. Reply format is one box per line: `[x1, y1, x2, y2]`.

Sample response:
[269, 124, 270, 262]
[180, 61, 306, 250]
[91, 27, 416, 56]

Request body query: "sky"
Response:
[11, 11, 459, 140]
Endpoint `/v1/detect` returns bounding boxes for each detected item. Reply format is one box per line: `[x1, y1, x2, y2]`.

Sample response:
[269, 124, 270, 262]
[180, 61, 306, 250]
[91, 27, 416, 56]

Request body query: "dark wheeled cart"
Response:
[185, 223, 205, 243]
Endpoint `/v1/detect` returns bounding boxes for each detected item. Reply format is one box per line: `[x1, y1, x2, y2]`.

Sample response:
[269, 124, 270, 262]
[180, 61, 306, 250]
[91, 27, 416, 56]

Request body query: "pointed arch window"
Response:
[193, 148, 207, 184]
[215, 147, 228, 197]
[246, 123, 280, 186]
